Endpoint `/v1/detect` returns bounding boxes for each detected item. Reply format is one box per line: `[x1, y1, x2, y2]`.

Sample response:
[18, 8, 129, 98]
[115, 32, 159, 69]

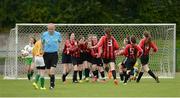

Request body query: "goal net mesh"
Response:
[4, 24, 176, 79]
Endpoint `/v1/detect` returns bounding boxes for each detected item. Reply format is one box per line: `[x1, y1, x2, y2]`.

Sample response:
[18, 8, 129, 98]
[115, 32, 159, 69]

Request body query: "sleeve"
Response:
[136, 45, 143, 57]
[123, 45, 129, 56]
[113, 37, 119, 50]
[138, 39, 144, 48]
[24, 45, 28, 51]
[95, 36, 104, 48]
[97, 47, 102, 57]
[150, 42, 158, 52]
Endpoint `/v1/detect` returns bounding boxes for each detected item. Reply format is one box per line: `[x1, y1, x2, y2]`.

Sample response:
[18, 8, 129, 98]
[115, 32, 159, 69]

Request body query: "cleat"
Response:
[40, 87, 46, 90]
[85, 78, 89, 82]
[79, 80, 83, 83]
[136, 79, 140, 83]
[114, 79, 118, 85]
[156, 76, 160, 83]
[32, 82, 39, 89]
[73, 80, 79, 83]
[108, 71, 112, 79]
[123, 83, 127, 85]
[120, 80, 124, 83]
[49, 86, 54, 90]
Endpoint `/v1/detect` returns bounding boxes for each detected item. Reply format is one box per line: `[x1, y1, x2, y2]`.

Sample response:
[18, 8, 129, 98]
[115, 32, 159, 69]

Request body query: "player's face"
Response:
[92, 36, 98, 43]
[123, 39, 127, 45]
[88, 36, 92, 41]
[29, 37, 34, 44]
[48, 24, 55, 34]
[79, 37, 85, 43]
[70, 33, 75, 40]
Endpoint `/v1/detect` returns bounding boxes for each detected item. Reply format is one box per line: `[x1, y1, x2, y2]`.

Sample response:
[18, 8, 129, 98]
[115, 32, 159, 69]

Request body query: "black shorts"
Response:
[140, 55, 149, 65]
[102, 58, 115, 64]
[124, 58, 136, 70]
[71, 56, 83, 65]
[81, 52, 92, 63]
[36, 66, 45, 70]
[91, 57, 103, 66]
[43, 52, 58, 69]
[62, 53, 72, 64]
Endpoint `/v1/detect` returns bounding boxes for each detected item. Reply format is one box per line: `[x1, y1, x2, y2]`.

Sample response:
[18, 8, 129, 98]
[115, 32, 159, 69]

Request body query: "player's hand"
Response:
[96, 54, 101, 58]
[89, 46, 95, 49]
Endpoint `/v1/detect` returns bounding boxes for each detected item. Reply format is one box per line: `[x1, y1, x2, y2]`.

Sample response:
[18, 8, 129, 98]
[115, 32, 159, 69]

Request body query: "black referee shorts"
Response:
[43, 52, 58, 69]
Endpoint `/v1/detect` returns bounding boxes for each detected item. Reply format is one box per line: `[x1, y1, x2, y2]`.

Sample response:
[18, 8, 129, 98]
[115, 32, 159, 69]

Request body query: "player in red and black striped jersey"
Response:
[91, 35, 105, 82]
[92, 28, 119, 85]
[136, 31, 159, 83]
[68, 33, 83, 83]
[61, 33, 73, 83]
[122, 35, 143, 84]
[78, 35, 93, 81]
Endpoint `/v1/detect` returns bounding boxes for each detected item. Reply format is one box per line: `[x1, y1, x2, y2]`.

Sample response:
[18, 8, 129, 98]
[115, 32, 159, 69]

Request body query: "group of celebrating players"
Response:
[21, 23, 160, 90]
[61, 28, 160, 85]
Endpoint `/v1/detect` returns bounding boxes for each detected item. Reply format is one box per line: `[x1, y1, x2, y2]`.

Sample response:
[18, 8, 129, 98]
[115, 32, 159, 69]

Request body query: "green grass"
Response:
[0, 73, 180, 97]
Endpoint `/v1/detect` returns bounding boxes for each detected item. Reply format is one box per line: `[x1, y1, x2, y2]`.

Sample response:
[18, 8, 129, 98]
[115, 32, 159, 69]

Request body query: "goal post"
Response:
[4, 23, 176, 79]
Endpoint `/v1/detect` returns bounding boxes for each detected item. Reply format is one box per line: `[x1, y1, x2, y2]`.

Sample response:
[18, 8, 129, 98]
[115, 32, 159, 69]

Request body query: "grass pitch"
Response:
[0, 73, 180, 97]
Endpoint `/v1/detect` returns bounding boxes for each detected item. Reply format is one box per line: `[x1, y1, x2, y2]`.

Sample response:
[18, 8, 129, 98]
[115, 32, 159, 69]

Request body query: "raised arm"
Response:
[92, 36, 104, 48]
[150, 42, 158, 52]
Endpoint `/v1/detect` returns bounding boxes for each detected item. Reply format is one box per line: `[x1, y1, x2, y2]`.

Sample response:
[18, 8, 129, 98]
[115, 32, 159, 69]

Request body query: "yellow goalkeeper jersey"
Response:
[32, 40, 43, 56]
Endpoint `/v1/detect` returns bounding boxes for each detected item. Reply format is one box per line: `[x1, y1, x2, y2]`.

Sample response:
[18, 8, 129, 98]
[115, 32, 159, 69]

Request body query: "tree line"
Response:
[0, 0, 179, 36]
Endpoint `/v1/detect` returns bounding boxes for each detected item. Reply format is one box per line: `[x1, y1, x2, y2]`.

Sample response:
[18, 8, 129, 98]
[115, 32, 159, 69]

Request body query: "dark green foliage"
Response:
[0, 0, 179, 34]
[0, 0, 179, 70]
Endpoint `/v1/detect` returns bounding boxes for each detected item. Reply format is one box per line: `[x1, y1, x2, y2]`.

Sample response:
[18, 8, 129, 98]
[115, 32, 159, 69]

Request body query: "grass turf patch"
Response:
[0, 73, 180, 97]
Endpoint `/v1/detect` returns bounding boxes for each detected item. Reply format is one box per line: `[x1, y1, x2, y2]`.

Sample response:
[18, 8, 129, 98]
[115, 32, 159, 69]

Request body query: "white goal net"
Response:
[4, 24, 176, 79]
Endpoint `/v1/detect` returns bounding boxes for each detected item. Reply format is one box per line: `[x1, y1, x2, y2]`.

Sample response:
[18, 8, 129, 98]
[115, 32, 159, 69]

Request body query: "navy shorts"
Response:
[43, 52, 58, 69]
[124, 58, 136, 70]
[62, 53, 72, 64]
[140, 55, 149, 65]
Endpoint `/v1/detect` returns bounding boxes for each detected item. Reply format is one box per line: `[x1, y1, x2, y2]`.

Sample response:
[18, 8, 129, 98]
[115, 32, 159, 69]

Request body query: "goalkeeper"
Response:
[21, 37, 36, 80]
[32, 39, 46, 90]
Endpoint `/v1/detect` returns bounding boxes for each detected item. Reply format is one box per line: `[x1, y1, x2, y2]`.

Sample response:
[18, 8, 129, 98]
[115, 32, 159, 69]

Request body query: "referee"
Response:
[41, 23, 62, 89]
